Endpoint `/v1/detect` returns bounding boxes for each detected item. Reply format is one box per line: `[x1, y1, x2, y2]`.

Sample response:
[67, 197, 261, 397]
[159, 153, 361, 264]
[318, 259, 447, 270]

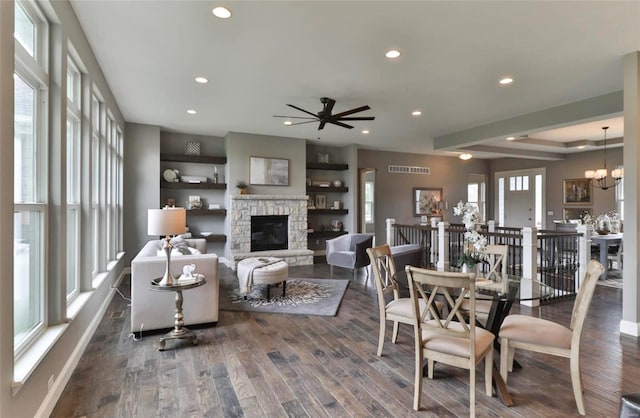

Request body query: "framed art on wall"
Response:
[563, 207, 592, 221]
[315, 194, 327, 209]
[413, 187, 443, 217]
[249, 157, 289, 185]
[563, 178, 592, 204]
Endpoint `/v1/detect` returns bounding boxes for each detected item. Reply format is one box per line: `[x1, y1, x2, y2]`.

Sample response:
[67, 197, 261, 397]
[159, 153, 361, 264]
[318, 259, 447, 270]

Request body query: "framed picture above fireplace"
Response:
[250, 157, 289, 186]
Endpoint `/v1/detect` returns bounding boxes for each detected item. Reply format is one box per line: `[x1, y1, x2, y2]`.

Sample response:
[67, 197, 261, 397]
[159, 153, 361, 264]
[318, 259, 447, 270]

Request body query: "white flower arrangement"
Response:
[453, 201, 487, 267]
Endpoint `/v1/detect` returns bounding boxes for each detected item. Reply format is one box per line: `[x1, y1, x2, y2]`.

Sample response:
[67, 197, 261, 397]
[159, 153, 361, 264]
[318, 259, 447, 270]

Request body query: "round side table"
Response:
[150, 275, 206, 351]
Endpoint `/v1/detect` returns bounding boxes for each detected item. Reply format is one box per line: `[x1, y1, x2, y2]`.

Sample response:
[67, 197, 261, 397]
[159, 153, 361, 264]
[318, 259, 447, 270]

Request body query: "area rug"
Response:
[219, 277, 349, 316]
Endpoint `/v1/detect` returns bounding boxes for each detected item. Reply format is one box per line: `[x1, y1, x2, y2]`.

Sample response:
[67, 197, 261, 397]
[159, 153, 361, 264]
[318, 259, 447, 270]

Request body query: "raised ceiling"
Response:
[69, 1, 640, 159]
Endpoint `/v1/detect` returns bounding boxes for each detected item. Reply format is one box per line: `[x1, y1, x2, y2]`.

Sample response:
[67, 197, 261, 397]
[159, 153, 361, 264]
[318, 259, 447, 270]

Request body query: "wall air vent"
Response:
[388, 165, 430, 175]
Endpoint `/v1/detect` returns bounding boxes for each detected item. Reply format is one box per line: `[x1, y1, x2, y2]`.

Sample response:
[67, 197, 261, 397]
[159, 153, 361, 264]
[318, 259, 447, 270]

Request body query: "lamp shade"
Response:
[147, 207, 186, 236]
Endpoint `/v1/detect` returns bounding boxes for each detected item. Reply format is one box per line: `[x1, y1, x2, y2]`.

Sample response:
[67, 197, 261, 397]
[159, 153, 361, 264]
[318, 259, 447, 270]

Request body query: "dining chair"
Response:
[498, 259, 604, 416]
[608, 240, 623, 271]
[367, 244, 428, 356]
[406, 266, 495, 416]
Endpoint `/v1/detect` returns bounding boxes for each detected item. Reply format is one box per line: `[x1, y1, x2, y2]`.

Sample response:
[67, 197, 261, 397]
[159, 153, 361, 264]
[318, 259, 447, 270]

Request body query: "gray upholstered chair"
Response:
[326, 233, 373, 279]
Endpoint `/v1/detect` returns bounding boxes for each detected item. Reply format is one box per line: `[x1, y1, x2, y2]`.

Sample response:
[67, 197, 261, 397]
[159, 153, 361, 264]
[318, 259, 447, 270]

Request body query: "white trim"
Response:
[33, 287, 117, 418]
[620, 319, 640, 337]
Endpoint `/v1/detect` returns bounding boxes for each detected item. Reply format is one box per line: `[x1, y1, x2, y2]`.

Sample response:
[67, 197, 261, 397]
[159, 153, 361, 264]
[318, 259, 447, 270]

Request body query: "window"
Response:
[509, 175, 529, 191]
[91, 95, 101, 277]
[66, 57, 81, 301]
[364, 181, 374, 223]
[616, 171, 624, 221]
[467, 174, 486, 222]
[13, 0, 49, 354]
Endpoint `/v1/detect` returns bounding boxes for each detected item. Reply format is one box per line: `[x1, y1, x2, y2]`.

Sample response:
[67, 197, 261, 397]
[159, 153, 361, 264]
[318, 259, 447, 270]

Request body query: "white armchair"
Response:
[326, 233, 373, 279]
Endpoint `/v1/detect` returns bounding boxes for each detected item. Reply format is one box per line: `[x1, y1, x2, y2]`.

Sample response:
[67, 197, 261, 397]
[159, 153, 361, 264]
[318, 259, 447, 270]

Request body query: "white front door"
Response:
[495, 169, 545, 228]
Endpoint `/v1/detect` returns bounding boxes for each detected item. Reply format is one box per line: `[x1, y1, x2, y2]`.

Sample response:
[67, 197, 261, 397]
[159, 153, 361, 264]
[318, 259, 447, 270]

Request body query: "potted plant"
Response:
[236, 180, 248, 194]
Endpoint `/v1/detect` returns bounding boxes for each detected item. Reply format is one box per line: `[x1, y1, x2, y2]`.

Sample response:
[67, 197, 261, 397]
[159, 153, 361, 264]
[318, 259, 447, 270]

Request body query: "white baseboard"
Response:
[34, 286, 118, 418]
[620, 319, 640, 337]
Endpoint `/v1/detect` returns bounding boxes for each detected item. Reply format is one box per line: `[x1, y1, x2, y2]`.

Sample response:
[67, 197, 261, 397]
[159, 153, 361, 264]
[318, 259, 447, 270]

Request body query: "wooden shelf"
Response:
[193, 234, 226, 242]
[308, 230, 348, 238]
[308, 209, 348, 215]
[307, 186, 348, 193]
[161, 181, 226, 190]
[186, 209, 226, 216]
[160, 153, 226, 164]
[306, 162, 349, 171]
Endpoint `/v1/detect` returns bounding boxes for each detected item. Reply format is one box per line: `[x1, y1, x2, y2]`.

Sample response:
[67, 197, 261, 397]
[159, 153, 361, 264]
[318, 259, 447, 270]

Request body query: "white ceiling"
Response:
[69, 1, 640, 159]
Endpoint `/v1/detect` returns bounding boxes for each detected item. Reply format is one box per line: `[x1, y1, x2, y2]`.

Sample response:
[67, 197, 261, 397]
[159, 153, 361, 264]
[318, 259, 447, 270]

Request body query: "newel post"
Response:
[576, 224, 592, 293]
[431, 217, 440, 264]
[437, 221, 450, 271]
[386, 218, 396, 246]
[521, 227, 539, 307]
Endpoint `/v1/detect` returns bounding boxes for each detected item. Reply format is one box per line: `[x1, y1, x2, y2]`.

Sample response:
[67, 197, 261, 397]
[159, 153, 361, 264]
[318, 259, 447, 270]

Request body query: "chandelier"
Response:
[584, 126, 623, 190]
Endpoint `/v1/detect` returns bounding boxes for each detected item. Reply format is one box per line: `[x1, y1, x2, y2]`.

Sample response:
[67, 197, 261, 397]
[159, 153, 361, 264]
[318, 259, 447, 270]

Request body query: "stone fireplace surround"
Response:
[229, 194, 313, 268]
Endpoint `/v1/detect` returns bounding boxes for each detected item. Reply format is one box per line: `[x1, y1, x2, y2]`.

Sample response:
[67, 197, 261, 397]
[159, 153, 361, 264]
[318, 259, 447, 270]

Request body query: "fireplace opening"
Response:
[251, 215, 288, 252]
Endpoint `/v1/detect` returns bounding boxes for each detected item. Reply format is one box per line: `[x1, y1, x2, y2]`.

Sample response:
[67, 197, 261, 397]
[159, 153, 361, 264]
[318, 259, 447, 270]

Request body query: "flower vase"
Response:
[461, 263, 478, 279]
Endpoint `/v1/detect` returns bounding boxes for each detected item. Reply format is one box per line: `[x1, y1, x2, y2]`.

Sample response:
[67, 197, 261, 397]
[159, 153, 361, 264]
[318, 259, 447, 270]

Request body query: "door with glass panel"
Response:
[495, 169, 545, 229]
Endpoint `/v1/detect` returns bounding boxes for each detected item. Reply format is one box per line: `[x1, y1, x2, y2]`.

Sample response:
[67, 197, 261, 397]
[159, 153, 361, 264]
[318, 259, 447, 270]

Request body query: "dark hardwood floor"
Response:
[52, 263, 637, 417]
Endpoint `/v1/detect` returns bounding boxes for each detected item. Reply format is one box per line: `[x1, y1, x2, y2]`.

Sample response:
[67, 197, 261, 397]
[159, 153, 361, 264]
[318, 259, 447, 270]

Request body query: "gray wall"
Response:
[123, 123, 160, 264]
[358, 149, 490, 243]
[490, 147, 623, 227]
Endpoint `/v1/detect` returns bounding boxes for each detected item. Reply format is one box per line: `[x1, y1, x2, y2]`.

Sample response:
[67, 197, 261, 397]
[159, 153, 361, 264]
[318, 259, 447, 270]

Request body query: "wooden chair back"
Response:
[483, 244, 508, 282]
[367, 244, 400, 305]
[570, 260, 605, 339]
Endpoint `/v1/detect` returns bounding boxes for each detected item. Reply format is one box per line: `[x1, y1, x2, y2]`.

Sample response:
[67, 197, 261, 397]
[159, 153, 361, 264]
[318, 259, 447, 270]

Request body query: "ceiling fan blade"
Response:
[326, 120, 354, 129]
[286, 104, 318, 118]
[289, 120, 319, 126]
[337, 116, 376, 121]
[332, 105, 371, 118]
[318, 121, 327, 130]
[273, 115, 317, 119]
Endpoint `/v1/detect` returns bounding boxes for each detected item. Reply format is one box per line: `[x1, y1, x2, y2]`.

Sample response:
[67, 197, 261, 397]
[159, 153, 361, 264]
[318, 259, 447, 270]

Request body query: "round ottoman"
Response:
[237, 257, 289, 299]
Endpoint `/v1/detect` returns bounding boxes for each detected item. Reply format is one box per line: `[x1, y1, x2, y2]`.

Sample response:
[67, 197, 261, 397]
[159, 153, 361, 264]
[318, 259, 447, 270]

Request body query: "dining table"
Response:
[471, 275, 556, 406]
[591, 232, 622, 279]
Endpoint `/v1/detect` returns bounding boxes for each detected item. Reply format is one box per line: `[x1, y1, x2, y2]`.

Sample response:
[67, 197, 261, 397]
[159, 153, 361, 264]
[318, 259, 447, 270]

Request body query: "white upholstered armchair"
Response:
[326, 233, 373, 279]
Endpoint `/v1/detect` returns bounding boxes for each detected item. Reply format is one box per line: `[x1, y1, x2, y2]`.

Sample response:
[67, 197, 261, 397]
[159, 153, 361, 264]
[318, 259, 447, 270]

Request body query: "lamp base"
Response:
[158, 236, 177, 286]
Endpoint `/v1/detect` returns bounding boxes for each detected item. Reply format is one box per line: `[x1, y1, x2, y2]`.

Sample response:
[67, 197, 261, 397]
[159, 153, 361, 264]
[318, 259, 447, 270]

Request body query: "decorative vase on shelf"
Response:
[596, 214, 611, 235]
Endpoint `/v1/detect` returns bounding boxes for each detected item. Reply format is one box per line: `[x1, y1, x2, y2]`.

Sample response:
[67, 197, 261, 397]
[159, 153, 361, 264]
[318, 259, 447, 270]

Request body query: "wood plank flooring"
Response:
[51, 263, 637, 417]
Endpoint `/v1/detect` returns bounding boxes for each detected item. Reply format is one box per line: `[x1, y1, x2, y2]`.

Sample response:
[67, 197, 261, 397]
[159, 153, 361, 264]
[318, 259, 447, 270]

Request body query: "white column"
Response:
[487, 220, 496, 245]
[430, 217, 439, 262]
[521, 227, 539, 307]
[576, 224, 592, 293]
[385, 218, 396, 246]
[437, 222, 450, 271]
[621, 51, 640, 337]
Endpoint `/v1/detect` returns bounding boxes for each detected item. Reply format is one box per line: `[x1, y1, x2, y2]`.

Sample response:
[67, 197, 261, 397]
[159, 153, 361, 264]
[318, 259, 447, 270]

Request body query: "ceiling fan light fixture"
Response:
[459, 153, 473, 161]
[499, 76, 514, 85]
[385, 49, 401, 59]
[283, 121, 292, 126]
[212, 6, 231, 19]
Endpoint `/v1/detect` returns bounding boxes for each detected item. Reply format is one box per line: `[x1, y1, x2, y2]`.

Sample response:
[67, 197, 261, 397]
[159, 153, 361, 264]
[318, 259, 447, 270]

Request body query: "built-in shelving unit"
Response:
[306, 161, 350, 263]
[160, 153, 227, 243]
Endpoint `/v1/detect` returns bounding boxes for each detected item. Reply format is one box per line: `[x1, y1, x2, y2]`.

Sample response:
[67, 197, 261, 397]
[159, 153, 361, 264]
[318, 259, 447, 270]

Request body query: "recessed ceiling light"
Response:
[577, 145, 585, 149]
[187, 109, 197, 115]
[411, 110, 422, 116]
[499, 77, 514, 85]
[459, 153, 473, 160]
[506, 136, 515, 141]
[195, 77, 208, 84]
[385, 49, 401, 59]
[212, 6, 231, 19]
[283, 121, 292, 126]
[362, 130, 370, 134]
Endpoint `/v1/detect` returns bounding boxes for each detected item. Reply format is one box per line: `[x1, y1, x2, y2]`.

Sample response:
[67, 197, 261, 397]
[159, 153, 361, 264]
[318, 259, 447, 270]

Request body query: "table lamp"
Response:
[148, 207, 186, 286]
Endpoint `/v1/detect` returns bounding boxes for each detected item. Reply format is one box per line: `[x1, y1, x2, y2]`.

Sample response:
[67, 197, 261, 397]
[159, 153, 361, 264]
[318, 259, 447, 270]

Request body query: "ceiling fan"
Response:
[274, 97, 375, 130]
